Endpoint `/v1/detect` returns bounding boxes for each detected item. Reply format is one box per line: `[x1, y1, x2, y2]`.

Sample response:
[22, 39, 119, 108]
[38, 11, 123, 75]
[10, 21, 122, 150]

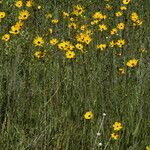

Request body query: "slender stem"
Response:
[93, 115, 106, 150]
[103, 137, 111, 150]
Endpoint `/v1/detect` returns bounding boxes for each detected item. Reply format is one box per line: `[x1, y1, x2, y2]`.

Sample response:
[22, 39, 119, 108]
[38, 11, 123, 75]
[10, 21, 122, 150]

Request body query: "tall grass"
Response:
[0, 0, 150, 149]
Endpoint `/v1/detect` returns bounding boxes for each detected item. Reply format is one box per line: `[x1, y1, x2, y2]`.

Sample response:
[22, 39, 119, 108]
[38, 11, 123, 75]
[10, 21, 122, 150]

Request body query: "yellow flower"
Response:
[131, 12, 139, 22]
[106, 4, 113, 10]
[80, 25, 87, 31]
[111, 28, 118, 35]
[2, 34, 10, 41]
[133, 20, 142, 26]
[26, 0, 33, 7]
[63, 12, 69, 19]
[122, 0, 131, 5]
[96, 44, 106, 51]
[0, 11, 6, 19]
[18, 10, 30, 20]
[120, 6, 127, 10]
[115, 11, 123, 17]
[72, 5, 84, 16]
[49, 38, 58, 45]
[37, 5, 41, 9]
[65, 51, 75, 59]
[49, 28, 53, 34]
[99, 24, 107, 31]
[109, 40, 116, 47]
[146, 145, 150, 150]
[111, 133, 119, 140]
[84, 111, 93, 120]
[117, 22, 125, 30]
[33, 36, 44, 47]
[119, 68, 125, 75]
[93, 12, 104, 20]
[116, 39, 125, 47]
[126, 58, 138, 68]
[15, 21, 24, 29]
[15, 0, 23, 8]
[9, 25, 20, 34]
[34, 51, 45, 59]
[113, 122, 123, 131]
[68, 23, 78, 29]
[75, 43, 83, 52]
[52, 19, 59, 24]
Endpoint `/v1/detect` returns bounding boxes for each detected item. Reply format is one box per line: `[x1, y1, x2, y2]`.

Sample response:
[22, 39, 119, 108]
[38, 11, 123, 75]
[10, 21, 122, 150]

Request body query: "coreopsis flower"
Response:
[117, 22, 125, 30]
[133, 20, 142, 26]
[113, 122, 123, 131]
[111, 133, 119, 140]
[146, 145, 150, 150]
[120, 6, 127, 11]
[116, 39, 125, 47]
[0, 11, 6, 19]
[9, 25, 20, 34]
[122, 0, 131, 5]
[93, 12, 105, 21]
[26, 0, 33, 7]
[84, 111, 93, 120]
[106, 4, 113, 10]
[49, 28, 53, 34]
[2, 34, 10, 41]
[49, 38, 58, 45]
[119, 68, 125, 75]
[18, 10, 30, 20]
[96, 44, 107, 51]
[115, 11, 123, 17]
[46, 13, 52, 19]
[80, 25, 87, 31]
[72, 5, 84, 16]
[34, 51, 45, 59]
[109, 40, 116, 47]
[15, 0, 23, 8]
[91, 20, 99, 25]
[15, 21, 24, 29]
[68, 23, 78, 29]
[63, 12, 69, 19]
[99, 24, 107, 31]
[131, 12, 139, 22]
[65, 51, 75, 59]
[75, 43, 83, 52]
[111, 28, 118, 35]
[37, 5, 41, 9]
[51, 19, 59, 24]
[126, 58, 138, 68]
[33, 36, 44, 47]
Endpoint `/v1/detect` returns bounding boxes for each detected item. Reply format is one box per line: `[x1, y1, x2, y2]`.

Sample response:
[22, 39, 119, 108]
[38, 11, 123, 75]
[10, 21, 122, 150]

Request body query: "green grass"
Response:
[0, 0, 150, 150]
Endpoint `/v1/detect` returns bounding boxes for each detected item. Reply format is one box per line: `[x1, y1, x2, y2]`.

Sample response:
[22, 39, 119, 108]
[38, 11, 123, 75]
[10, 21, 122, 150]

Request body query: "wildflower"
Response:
[96, 44, 106, 51]
[111, 28, 118, 35]
[70, 17, 75, 22]
[109, 40, 116, 47]
[75, 43, 83, 52]
[120, 6, 127, 11]
[111, 133, 119, 140]
[49, 28, 53, 34]
[117, 23, 125, 30]
[80, 25, 87, 31]
[119, 68, 125, 75]
[37, 5, 41, 9]
[34, 51, 45, 59]
[46, 13, 52, 19]
[33, 36, 44, 47]
[15, 21, 23, 29]
[63, 12, 69, 19]
[93, 12, 105, 21]
[26, 0, 33, 7]
[9, 25, 20, 34]
[99, 24, 107, 31]
[65, 51, 75, 59]
[133, 20, 142, 26]
[146, 145, 150, 150]
[91, 20, 99, 25]
[2, 34, 10, 41]
[116, 39, 125, 47]
[113, 122, 123, 131]
[72, 5, 84, 16]
[106, 4, 113, 10]
[131, 12, 139, 22]
[52, 19, 59, 24]
[68, 23, 78, 29]
[15, 0, 23, 8]
[0, 11, 5, 19]
[115, 11, 123, 17]
[122, 0, 131, 5]
[84, 111, 93, 120]
[126, 58, 138, 68]
[49, 38, 58, 45]
[18, 10, 30, 20]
